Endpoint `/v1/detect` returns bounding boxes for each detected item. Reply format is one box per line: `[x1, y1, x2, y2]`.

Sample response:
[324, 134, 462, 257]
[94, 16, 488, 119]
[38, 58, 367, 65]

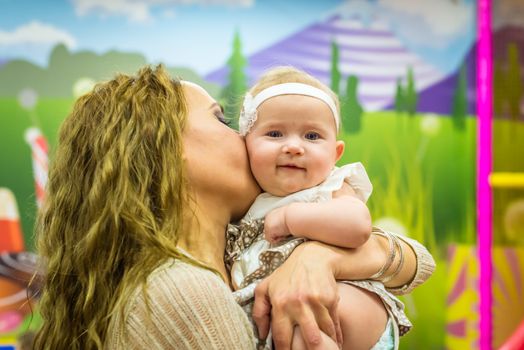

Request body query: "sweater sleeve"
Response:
[110, 260, 256, 349]
[386, 234, 436, 296]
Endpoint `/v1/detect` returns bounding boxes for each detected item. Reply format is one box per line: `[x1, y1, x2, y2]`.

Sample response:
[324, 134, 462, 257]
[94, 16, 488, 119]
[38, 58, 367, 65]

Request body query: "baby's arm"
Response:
[264, 182, 372, 248]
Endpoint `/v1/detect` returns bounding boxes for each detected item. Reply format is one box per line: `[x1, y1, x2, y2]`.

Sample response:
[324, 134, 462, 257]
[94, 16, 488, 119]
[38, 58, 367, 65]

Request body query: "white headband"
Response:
[239, 82, 340, 136]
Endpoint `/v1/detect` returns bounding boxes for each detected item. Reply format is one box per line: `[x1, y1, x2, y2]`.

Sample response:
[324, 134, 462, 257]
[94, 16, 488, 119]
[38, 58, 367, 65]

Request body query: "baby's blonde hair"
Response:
[249, 66, 340, 114]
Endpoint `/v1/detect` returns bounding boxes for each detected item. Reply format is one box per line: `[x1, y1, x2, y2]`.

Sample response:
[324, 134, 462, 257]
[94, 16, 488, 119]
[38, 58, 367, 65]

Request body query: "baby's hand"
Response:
[264, 206, 291, 244]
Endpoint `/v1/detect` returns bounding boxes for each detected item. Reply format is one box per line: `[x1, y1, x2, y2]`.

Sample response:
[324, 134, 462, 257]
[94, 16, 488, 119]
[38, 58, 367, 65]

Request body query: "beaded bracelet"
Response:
[369, 228, 396, 281]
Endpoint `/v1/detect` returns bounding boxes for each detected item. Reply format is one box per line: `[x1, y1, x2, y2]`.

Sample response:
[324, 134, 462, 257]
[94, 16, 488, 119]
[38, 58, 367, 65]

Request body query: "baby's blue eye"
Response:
[266, 130, 282, 138]
[305, 132, 320, 140]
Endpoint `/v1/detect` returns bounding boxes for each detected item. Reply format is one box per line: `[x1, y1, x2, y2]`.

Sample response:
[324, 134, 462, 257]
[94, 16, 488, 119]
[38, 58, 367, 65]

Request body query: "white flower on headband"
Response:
[239, 93, 258, 136]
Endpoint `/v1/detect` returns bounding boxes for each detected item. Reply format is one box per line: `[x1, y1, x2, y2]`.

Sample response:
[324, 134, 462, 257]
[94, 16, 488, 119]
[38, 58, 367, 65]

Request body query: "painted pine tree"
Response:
[507, 43, 522, 122]
[452, 63, 467, 130]
[330, 41, 341, 95]
[493, 61, 505, 116]
[341, 75, 363, 134]
[405, 67, 418, 116]
[394, 78, 405, 114]
[221, 30, 247, 130]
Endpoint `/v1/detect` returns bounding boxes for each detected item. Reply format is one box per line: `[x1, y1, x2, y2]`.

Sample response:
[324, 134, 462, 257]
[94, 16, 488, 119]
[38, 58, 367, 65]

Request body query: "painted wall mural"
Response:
[491, 0, 524, 349]
[0, 0, 522, 349]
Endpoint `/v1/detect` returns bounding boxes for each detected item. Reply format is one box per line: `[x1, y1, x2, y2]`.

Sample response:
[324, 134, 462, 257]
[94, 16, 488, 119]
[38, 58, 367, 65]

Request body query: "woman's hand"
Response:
[252, 243, 343, 350]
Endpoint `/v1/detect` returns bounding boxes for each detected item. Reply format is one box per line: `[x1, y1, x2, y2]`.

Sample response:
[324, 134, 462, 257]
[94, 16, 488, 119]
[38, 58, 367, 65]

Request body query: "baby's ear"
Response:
[335, 140, 345, 162]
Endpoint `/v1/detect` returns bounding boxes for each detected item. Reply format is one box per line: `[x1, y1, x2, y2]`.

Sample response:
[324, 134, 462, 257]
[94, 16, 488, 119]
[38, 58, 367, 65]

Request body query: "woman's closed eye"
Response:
[214, 109, 232, 127]
[266, 130, 283, 138]
[305, 131, 320, 140]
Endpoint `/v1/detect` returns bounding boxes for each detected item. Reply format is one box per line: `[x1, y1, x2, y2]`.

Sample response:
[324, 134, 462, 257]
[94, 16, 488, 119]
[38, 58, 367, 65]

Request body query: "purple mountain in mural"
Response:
[417, 25, 524, 116]
[206, 15, 446, 112]
[408, 46, 476, 115]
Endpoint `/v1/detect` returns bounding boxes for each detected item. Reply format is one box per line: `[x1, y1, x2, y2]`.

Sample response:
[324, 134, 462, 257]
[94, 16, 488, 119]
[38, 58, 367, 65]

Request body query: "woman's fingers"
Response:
[311, 304, 337, 347]
[329, 302, 343, 348]
[271, 314, 295, 350]
[271, 304, 322, 350]
[252, 279, 271, 340]
[295, 309, 323, 350]
[256, 243, 343, 348]
[305, 279, 340, 346]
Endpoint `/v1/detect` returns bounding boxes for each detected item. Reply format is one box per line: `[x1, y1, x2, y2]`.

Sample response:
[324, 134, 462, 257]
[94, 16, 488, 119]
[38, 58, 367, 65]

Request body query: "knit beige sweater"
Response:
[105, 235, 434, 349]
[105, 260, 256, 349]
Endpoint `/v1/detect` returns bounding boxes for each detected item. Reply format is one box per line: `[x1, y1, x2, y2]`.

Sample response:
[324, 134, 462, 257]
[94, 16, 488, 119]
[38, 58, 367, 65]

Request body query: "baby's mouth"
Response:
[278, 164, 305, 170]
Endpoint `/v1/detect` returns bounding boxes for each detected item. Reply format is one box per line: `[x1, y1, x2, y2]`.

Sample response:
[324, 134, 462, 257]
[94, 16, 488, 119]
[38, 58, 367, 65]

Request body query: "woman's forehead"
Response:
[181, 81, 213, 101]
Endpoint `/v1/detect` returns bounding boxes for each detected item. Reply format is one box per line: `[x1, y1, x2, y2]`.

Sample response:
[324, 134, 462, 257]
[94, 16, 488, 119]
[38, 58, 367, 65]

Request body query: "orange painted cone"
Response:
[0, 188, 24, 253]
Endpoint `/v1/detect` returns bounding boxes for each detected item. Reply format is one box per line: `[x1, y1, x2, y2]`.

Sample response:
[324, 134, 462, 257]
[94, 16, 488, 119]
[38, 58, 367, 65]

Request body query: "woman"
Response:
[33, 66, 434, 350]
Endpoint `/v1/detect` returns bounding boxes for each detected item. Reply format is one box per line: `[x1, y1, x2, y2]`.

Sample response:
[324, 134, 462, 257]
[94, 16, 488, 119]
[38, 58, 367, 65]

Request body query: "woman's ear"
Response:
[335, 140, 345, 162]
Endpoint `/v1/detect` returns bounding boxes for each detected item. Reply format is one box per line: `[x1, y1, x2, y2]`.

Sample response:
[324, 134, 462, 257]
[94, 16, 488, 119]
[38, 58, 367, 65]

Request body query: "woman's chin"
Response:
[231, 180, 261, 221]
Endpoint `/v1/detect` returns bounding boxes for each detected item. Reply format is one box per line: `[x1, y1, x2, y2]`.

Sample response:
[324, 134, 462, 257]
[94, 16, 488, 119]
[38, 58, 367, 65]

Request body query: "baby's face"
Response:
[245, 94, 344, 196]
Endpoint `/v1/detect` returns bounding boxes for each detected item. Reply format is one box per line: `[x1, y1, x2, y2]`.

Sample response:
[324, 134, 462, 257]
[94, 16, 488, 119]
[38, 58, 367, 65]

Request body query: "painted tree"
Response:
[493, 61, 505, 116]
[506, 43, 523, 122]
[330, 41, 341, 95]
[341, 75, 363, 134]
[451, 63, 467, 130]
[405, 67, 418, 116]
[394, 78, 405, 114]
[221, 30, 247, 130]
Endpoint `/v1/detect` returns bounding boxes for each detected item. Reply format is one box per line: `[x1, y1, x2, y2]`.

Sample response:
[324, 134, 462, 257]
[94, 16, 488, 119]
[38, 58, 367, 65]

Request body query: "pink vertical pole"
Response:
[477, 0, 492, 349]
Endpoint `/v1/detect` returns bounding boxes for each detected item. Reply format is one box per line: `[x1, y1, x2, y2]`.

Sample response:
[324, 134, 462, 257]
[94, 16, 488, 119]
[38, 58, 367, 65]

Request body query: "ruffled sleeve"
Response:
[320, 162, 373, 202]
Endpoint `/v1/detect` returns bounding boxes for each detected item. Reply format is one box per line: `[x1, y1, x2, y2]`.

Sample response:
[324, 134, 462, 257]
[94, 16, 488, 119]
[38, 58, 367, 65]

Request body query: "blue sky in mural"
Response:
[0, 0, 476, 75]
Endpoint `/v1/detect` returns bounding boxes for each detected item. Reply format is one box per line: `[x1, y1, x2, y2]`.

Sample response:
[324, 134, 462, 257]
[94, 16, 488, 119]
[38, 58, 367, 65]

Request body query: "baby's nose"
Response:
[282, 142, 304, 155]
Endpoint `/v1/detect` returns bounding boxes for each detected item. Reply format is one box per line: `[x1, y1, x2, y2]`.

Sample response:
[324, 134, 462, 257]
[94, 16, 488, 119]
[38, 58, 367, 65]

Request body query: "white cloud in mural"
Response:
[162, 9, 177, 19]
[493, 0, 524, 29]
[0, 21, 77, 48]
[72, 0, 254, 22]
[73, 0, 151, 22]
[336, 0, 474, 49]
[378, 0, 473, 47]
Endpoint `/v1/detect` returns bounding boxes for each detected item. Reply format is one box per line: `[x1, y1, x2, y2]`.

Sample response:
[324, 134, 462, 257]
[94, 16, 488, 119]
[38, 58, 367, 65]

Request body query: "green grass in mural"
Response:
[0, 98, 73, 250]
[400, 257, 447, 349]
[493, 119, 524, 246]
[336, 112, 477, 349]
[338, 111, 477, 249]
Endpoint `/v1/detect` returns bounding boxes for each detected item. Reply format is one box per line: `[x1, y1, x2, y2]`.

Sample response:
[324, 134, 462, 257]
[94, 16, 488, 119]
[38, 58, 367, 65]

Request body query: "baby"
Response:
[225, 67, 411, 350]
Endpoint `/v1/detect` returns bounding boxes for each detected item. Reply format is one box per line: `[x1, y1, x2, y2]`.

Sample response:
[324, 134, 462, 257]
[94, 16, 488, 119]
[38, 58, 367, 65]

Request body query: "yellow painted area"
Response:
[0, 338, 16, 345]
[490, 172, 524, 188]
[445, 245, 479, 350]
[492, 247, 524, 348]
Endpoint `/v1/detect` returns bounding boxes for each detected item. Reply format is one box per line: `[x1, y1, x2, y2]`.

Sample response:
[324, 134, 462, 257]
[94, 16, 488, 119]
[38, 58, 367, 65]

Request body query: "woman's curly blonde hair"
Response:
[33, 65, 209, 349]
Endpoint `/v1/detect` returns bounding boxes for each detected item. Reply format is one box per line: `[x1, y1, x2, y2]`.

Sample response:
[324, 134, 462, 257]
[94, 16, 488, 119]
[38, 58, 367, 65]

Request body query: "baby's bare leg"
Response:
[291, 283, 388, 350]
[338, 283, 389, 350]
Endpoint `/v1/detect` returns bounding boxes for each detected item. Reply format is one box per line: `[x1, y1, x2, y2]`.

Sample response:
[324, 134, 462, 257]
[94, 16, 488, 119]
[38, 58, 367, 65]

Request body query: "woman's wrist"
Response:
[294, 234, 419, 287]
[299, 237, 392, 281]
[370, 232, 418, 288]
